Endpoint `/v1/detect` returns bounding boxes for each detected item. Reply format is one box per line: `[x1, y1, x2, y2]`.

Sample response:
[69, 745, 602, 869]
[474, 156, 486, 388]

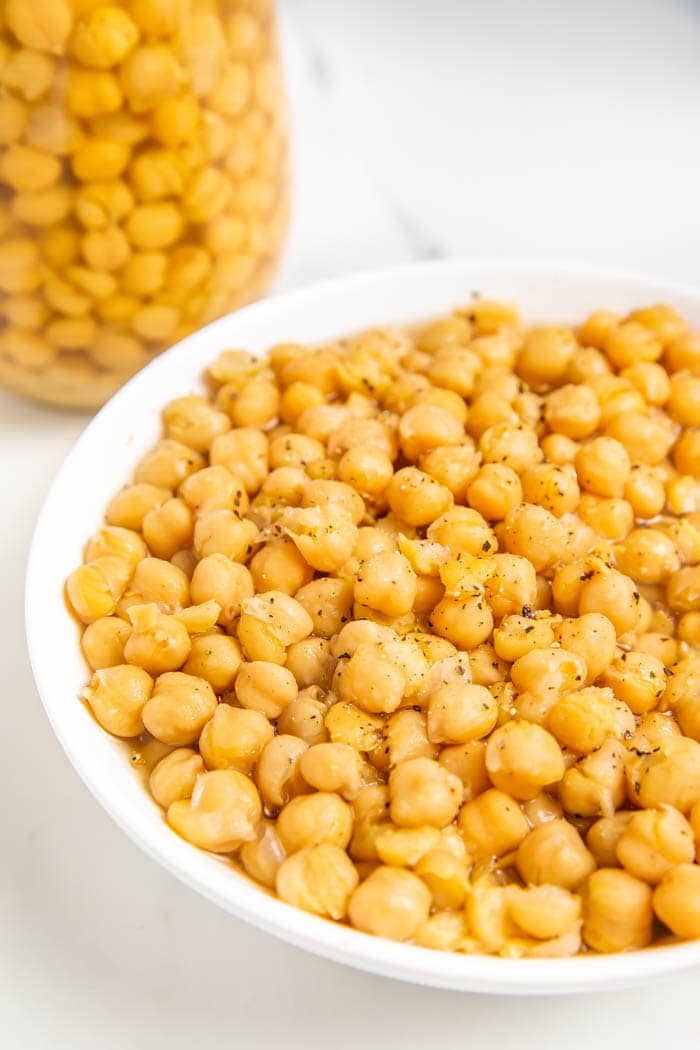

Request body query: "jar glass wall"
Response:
[0, 0, 289, 407]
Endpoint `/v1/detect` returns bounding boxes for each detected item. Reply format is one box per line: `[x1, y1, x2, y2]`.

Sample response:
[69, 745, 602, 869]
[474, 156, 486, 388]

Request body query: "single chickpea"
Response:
[141, 671, 217, 745]
[386, 467, 452, 527]
[348, 866, 431, 942]
[427, 682, 498, 744]
[578, 309, 620, 350]
[613, 528, 680, 585]
[578, 569, 640, 636]
[506, 884, 582, 941]
[544, 383, 601, 439]
[81, 615, 131, 670]
[352, 550, 417, 618]
[285, 637, 335, 692]
[299, 742, 364, 801]
[249, 537, 313, 597]
[616, 807, 695, 885]
[182, 634, 242, 693]
[198, 703, 273, 774]
[149, 748, 205, 809]
[280, 505, 358, 573]
[586, 812, 634, 868]
[439, 741, 489, 803]
[673, 428, 700, 478]
[193, 510, 258, 563]
[427, 507, 496, 557]
[575, 437, 631, 499]
[600, 651, 667, 715]
[428, 594, 494, 650]
[106, 483, 170, 530]
[520, 464, 580, 517]
[276, 844, 359, 920]
[397, 403, 465, 461]
[623, 466, 666, 520]
[335, 642, 406, 714]
[81, 664, 152, 737]
[457, 788, 529, 857]
[604, 320, 662, 369]
[548, 687, 634, 754]
[478, 421, 543, 475]
[582, 868, 653, 952]
[294, 577, 353, 640]
[554, 614, 617, 683]
[337, 444, 394, 500]
[419, 443, 481, 502]
[233, 661, 298, 720]
[276, 792, 353, 853]
[376, 708, 436, 769]
[189, 554, 253, 627]
[255, 734, 308, 810]
[240, 821, 287, 889]
[515, 326, 577, 391]
[389, 757, 462, 829]
[5, 0, 73, 53]
[516, 819, 596, 889]
[653, 864, 700, 939]
[66, 556, 133, 623]
[161, 396, 230, 453]
[485, 720, 564, 800]
[465, 464, 521, 522]
[502, 503, 564, 572]
[167, 769, 262, 853]
[493, 614, 556, 662]
[135, 439, 204, 490]
[325, 700, 383, 753]
[627, 736, 700, 812]
[276, 690, 329, 746]
[635, 632, 678, 667]
[541, 433, 579, 466]
[484, 553, 538, 619]
[84, 525, 146, 567]
[71, 6, 139, 68]
[559, 739, 627, 818]
[123, 603, 190, 674]
[142, 498, 193, 560]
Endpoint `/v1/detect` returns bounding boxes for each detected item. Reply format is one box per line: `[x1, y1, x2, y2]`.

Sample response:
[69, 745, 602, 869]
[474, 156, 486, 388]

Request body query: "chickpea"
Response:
[276, 792, 353, 853]
[493, 615, 556, 662]
[578, 569, 640, 636]
[81, 615, 131, 670]
[419, 443, 480, 502]
[548, 687, 634, 755]
[427, 682, 498, 744]
[353, 550, 417, 618]
[106, 484, 170, 530]
[541, 433, 579, 466]
[428, 507, 497, 557]
[428, 594, 494, 650]
[142, 671, 217, 745]
[348, 866, 431, 942]
[465, 464, 521, 522]
[66, 555, 133, 623]
[299, 743, 363, 801]
[482, 720, 563, 801]
[457, 788, 529, 857]
[240, 821, 286, 889]
[84, 525, 146, 567]
[514, 326, 577, 390]
[552, 614, 616, 683]
[586, 812, 634, 868]
[520, 464, 580, 517]
[81, 664, 152, 737]
[254, 735, 308, 811]
[325, 701, 383, 753]
[232, 660, 297, 720]
[559, 739, 626, 819]
[277, 692, 329, 746]
[397, 403, 464, 461]
[575, 437, 631, 498]
[613, 528, 680, 585]
[479, 421, 542, 475]
[142, 498, 193, 560]
[517, 819, 596, 889]
[295, 577, 354, 639]
[167, 769, 261, 853]
[286, 636, 335, 691]
[335, 642, 406, 714]
[149, 748, 205, 809]
[600, 651, 666, 715]
[544, 383, 601, 439]
[135, 439, 204, 490]
[653, 864, 700, 938]
[386, 467, 452, 527]
[616, 807, 695, 885]
[193, 509, 258, 562]
[182, 634, 242, 694]
[389, 757, 462, 829]
[280, 505, 358, 573]
[505, 884, 582, 942]
[199, 703, 273, 773]
[502, 503, 564, 572]
[483, 553, 537, 619]
[378, 708, 437, 769]
[237, 590, 314, 665]
[582, 868, 653, 952]
[673, 429, 700, 478]
[276, 844, 358, 920]
[123, 602, 190, 674]
[626, 737, 700, 812]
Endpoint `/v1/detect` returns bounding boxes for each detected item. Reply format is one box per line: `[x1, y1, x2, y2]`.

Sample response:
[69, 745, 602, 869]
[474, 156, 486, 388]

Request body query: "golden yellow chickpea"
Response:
[276, 844, 358, 920]
[123, 602, 190, 674]
[582, 868, 653, 952]
[149, 747, 205, 809]
[458, 788, 529, 857]
[515, 326, 577, 391]
[81, 615, 131, 670]
[502, 503, 564, 572]
[559, 738, 627, 819]
[199, 703, 273, 773]
[627, 736, 700, 813]
[386, 467, 452, 527]
[71, 6, 139, 68]
[389, 757, 462, 829]
[81, 663, 152, 737]
[66, 555, 133, 623]
[209, 428, 269, 494]
[167, 768, 262, 853]
[600, 651, 666, 715]
[652, 864, 700, 939]
[298, 742, 363, 801]
[616, 807, 695, 885]
[517, 819, 596, 889]
[578, 568, 640, 636]
[276, 792, 353, 853]
[348, 865, 431, 941]
[6, 0, 73, 54]
[232, 660, 297, 720]
[586, 812, 634, 868]
[142, 671, 217, 745]
[238, 590, 314, 665]
[493, 614, 556, 662]
[188, 554, 253, 627]
[548, 687, 634, 755]
[485, 720, 564, 800]
[427, 682, 498, 744]
[142, 498, 193, 560]
[428, 594, 494, 650]
[182, 634, 242, 694]
[193, 509, 257, 563]
[544, 383, 601, 439]
[351, 550, 417, 619]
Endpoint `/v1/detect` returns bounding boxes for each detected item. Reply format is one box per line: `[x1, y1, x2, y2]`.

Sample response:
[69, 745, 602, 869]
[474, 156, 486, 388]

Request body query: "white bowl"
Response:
[26, 260, 700, 994]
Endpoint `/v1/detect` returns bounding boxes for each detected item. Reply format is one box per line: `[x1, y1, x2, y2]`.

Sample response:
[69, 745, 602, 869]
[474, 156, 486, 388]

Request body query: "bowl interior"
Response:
[26, 260, 700, 994]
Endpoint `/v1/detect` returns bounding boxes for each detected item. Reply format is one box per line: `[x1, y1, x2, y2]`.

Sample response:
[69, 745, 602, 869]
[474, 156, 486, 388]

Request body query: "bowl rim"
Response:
[25, 258, 700, 994]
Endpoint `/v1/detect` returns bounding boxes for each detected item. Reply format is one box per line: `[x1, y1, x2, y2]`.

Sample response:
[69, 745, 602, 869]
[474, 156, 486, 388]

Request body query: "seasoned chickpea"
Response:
[493, 614, 556, 662]
[517, 819, 596, 889]
[653, 864, 700, 938]
[299, 743, 364, 800]
[167, 769, 262, 853]
[520, 464, 580, 517]
[106, 483, 170, 530]
[548, 687, 634, 754]
[234, 661, 298, 719]
[582, 868, 653, 952]
[348, 866, 431, 941]
[149, 748, 205, 809]
[199, 702, 273, 773]
[389, 757, 462, 829]
[335, 642, 406, 714]
[586, 812, 634, 868]
[502, 503, 564, 572]
[66, 555, 133, 623]
[386, 467, 452, 527]
[193, 509, 257, 563]
[485, 720, 564, 800]
[544, 383, 601, 439]
[276, 844, 358, 919]
[142, 498, 193, 560]
[559, 739, 626, 819]
[616, 807, 695, 884]
[516, 326, 577, 391]
[295, 577, 354, 639]
[601, 651, 666, 715]
[182, 634, 242, 693]
[554, 613, 617, 683]
[626, 737, 700, 812]
[458, 788, 529, 857]
[428, 594, 494, 650]
[353, 550, 417, 618]
[578, 569, 640, 636]
[142, 671, 216, 745]
[81, 664, 152, 737]
[575, 437, 631, 498]
[280, 505, 358, 573]
[81, 615, 131, 670]
[276, 792, 353, 853]
[427, 682, 498, 744]
[277, 691, 329, 746]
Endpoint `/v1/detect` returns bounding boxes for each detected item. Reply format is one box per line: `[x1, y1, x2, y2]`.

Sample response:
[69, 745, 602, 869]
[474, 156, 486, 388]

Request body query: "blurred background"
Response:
[2, 1, 700, 1046]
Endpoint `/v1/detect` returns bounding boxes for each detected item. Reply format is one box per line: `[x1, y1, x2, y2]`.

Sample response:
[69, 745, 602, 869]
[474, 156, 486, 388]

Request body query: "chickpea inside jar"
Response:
[0, 0, 289, 407]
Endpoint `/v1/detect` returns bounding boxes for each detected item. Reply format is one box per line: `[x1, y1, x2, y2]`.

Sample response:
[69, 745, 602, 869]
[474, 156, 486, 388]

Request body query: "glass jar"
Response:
[0, 0, 289, 407]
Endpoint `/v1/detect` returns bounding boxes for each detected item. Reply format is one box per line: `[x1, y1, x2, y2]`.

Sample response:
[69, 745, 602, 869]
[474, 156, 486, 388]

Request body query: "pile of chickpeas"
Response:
[0, 0, 287, 406]
[66, 298, 700, 956]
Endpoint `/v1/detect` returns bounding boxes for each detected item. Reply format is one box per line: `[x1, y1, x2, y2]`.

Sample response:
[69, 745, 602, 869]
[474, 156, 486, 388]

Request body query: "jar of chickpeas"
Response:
[0, 0, 289, 407]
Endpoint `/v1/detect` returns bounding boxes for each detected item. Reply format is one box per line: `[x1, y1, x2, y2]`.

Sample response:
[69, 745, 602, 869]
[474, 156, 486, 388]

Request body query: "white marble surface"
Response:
[2, 0, 700, 1045]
